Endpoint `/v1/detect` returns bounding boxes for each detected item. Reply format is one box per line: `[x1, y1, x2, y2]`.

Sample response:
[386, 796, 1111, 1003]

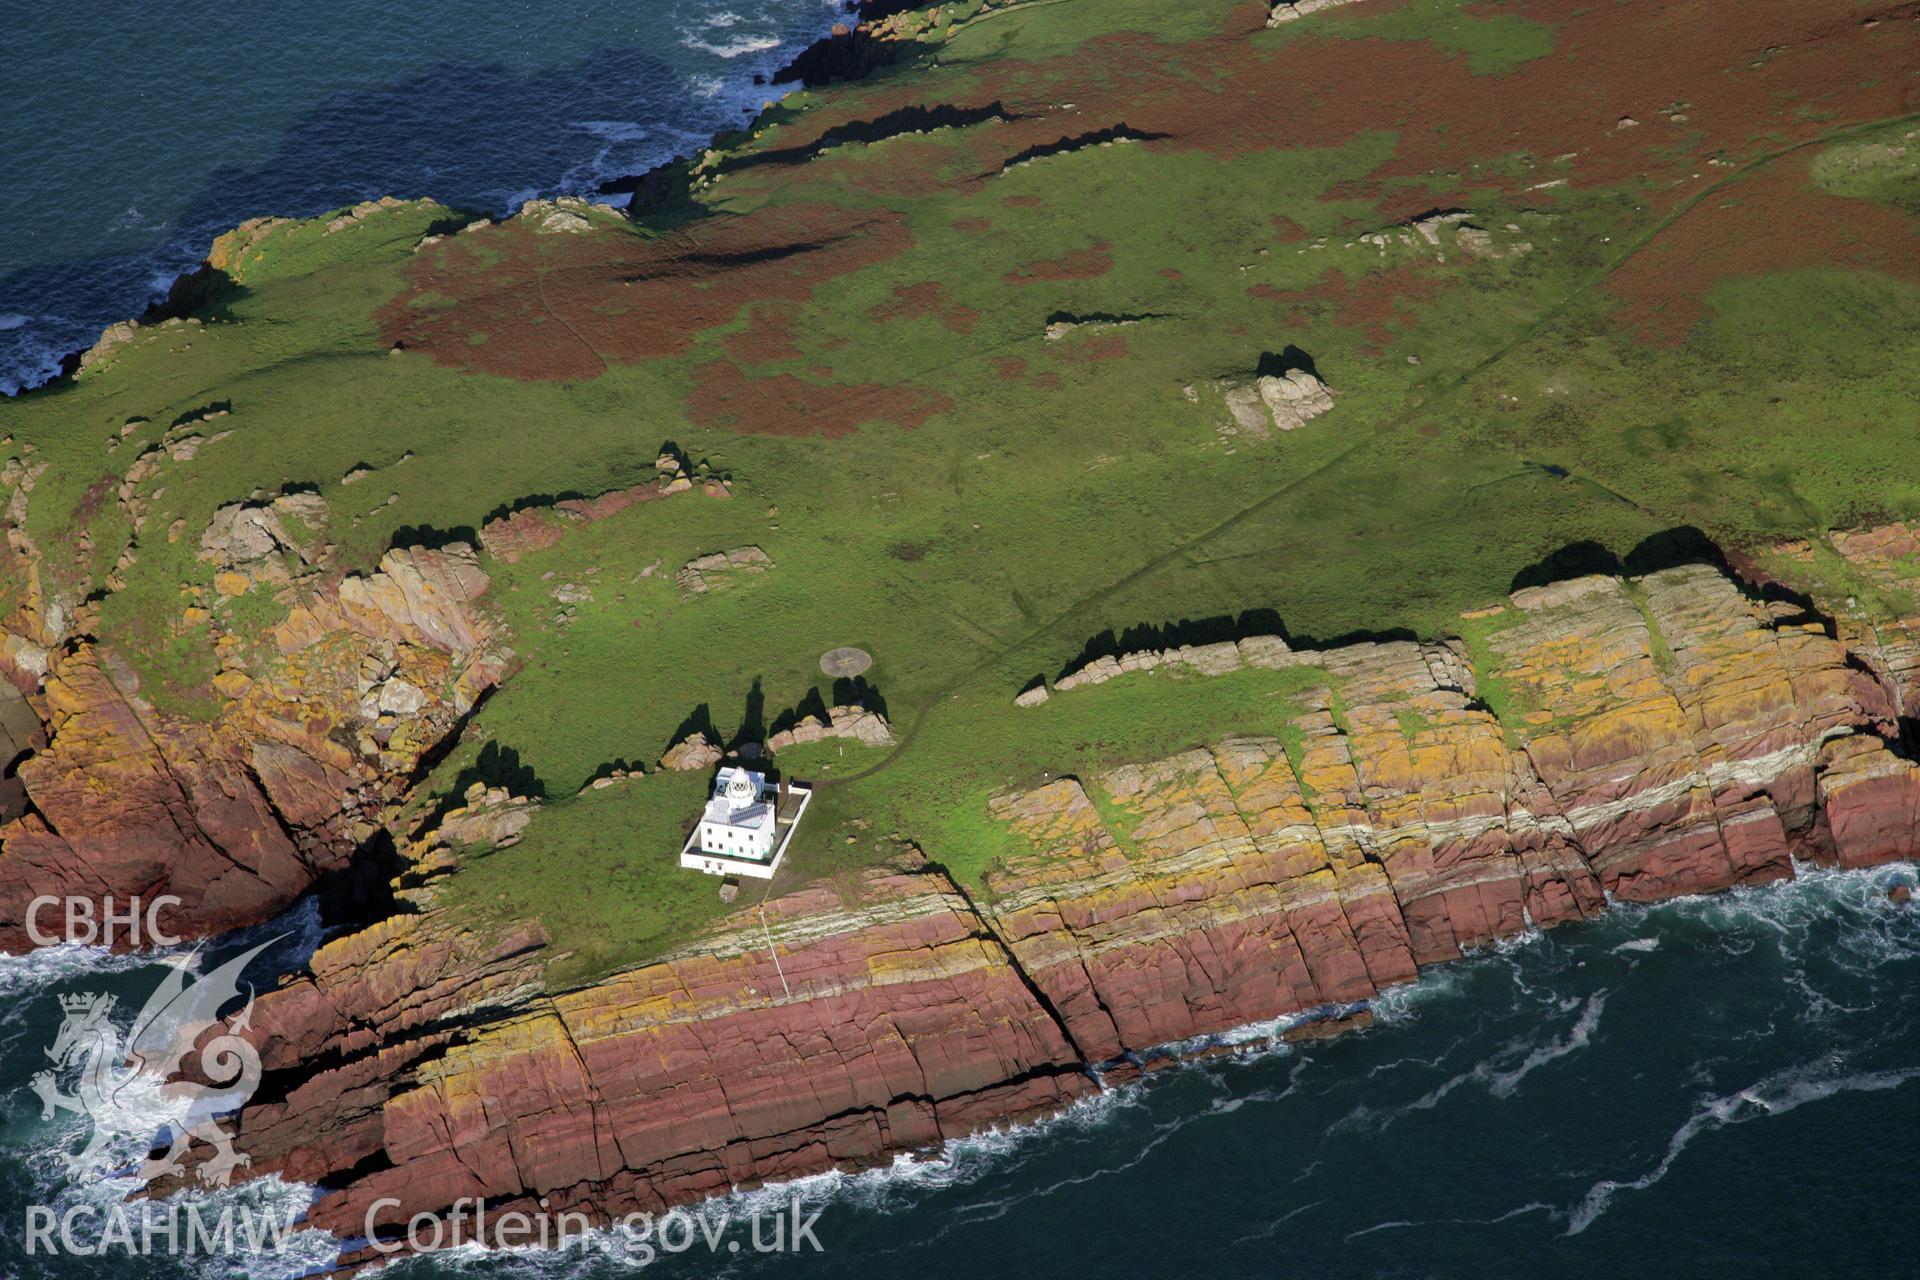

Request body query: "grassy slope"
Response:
[3, 0, 1917, 985]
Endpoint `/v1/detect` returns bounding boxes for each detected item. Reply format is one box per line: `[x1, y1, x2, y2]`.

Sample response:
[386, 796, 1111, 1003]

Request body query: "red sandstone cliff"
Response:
[0, 539, 508, 951]
[206, 550, 1920, 1262]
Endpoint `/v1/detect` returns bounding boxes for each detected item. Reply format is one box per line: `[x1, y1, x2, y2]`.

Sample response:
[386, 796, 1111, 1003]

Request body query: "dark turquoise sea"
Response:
[4, 4, 1920, 1274]
[3, 866, 1917, 1279]
[0, 0, 849, 392]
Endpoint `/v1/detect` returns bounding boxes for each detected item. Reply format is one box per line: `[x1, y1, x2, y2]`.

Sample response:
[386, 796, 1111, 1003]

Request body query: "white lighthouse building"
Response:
[680, 765, 810, 879]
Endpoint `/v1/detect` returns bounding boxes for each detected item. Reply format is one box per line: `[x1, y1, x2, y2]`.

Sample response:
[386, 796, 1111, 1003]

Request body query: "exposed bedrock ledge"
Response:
[234, 855, 1093, 1251]
[0, 544, 508, 952]
[221, 553, 1920, 1261]
[978, 560, 1916, 1059]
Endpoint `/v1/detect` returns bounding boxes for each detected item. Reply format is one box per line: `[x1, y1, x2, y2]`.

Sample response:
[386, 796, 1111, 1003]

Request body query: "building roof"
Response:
[704, 767, 775, 832]
[702, 800, 771, 832]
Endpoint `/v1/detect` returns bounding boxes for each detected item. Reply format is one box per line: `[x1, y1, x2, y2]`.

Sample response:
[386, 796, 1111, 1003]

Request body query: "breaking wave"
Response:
[1564, 1058, 1920, 1235]
[680, 33, 784, 58]
[6, 860, 1915, 1277]
[0, 943, 171, 1010]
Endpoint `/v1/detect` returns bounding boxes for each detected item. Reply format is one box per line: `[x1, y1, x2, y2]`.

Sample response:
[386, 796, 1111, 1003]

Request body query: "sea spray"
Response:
[8, 866, 1918, 1278]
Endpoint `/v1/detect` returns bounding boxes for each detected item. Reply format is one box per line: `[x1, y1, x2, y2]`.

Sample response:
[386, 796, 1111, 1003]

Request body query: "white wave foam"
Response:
[20, 1063, 327, 1278]
[1157, 1007, 1316, 1060]
[1487, 989, 1606, 1099]
[1344, 1201, 1553, 1242]
[1614, 859, 1919, 938]
[682, 34, 783, 59]
[0, 942, 177, 1006]
[1370, 964, 1468, 1024]
[110, 205, 166, 232]
[1350, 989, 1607, 1129]
[574, 119, 652, 144]
[371, 1086, 1152, 1275]
[1566, 1057, 1920, 1234]
[224, 895, 326, 973]
[1229, 1197, 1329, 1247]
[0, 314, 29, 330]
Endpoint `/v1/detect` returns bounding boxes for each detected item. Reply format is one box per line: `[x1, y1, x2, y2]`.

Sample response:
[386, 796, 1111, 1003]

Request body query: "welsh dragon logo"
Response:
[29, 938, 279, 1187]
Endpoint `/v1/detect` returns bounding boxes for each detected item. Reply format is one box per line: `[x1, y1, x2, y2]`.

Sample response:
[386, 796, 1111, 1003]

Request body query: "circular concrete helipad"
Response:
[819, 646, 873, 678]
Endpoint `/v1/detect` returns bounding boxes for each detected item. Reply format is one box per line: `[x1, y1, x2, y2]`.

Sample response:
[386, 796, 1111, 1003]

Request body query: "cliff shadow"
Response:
[1511, 527, 1739, 595]
[1002, 123, 1172, 170]
[144, 266, 248, 328]
[1511, 526, 1835, 635]
[723, 101, 1017, 175]
[1057, 609, 1285, 682]
[1508, 539, 1622, 593]
[167, 400, 233, 429]
[667, 703, 720, 752]
[388, 523, 479, 551]
[579, 756, 647, 788]
[1057, 608, 1432, 682]
[310, 827, 411, 931]
[769, 686, 832, 738]
[1622, 525, 1732, 577]
[775, 18, 919, 88]
[481, 491, 591, 524]
[426, 742, 547, 828]
[831, 675, 888, 719]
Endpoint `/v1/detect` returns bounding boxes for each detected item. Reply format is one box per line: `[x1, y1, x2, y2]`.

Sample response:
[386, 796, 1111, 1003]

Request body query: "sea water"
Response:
[3, 867, 1915, 1278]
[0, 0, 849, 392]
[4, 3, 1919, 1273]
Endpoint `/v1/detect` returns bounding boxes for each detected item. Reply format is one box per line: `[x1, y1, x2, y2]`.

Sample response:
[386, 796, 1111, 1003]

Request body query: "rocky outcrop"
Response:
[659, 732, 724, 772]
[517, 197, 617, 235]
[1480, 565, 1904, 896]
[324, 195, 408, 235]
[1221, 370, 1334, 437]
[1051, 633, 1295, 694]
[208, 552, 1920, 1264]
[199, 491, 330, 588]
[979, 649, 1598, 1059]
[1356, 210, 1533, 263]
[676, 545, 774, 594]
[0, 680, 37, 822]
[1053, 563, 1917, 900]
[234, 855, 1091, 1251]
[979, 562, 1920, 1056]
[766, 703, 894, 752]
[1773, 522, 1920, 721]
[477, 461, 730, 564]
[0, 542, 508, 950]
[1267, 0, 1365, 25]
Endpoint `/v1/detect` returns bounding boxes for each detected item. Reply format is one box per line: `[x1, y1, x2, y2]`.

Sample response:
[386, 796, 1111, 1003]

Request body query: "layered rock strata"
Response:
[236, 855, 1092, 1251]
[0, 543, 507, 949]
[221, 557, 1920, 1263]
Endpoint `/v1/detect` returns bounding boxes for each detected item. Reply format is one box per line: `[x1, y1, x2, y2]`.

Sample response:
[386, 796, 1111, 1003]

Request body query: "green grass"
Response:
[1623, 579, 1677, 677]
[1298, 0, 1557, 76]
[2, 0, 1916, 985]
[1453, 607, 1543, 742]
[435, 769, 727, 985]
[1812, 123, 1920, 213]
[432, 657, 1333, 986]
